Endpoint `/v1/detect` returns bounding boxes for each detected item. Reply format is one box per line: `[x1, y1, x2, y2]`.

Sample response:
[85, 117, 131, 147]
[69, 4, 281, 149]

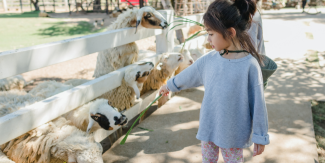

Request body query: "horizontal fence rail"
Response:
[0, 28, 162, 80]
[0, 10, 205, 146]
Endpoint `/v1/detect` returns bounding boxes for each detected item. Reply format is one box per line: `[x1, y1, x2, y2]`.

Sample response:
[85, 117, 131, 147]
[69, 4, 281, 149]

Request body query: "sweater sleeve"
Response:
[167, 59, 203, 92]
[249, 84, 270, 145]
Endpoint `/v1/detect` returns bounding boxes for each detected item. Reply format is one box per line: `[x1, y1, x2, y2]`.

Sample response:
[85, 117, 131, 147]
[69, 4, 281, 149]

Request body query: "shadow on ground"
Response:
[36, 21, 105, 36]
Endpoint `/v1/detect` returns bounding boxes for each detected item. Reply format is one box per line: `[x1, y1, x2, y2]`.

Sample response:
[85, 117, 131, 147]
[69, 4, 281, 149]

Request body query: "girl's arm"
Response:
[166, 60, 203, 92]
[249, 83, 270, 146]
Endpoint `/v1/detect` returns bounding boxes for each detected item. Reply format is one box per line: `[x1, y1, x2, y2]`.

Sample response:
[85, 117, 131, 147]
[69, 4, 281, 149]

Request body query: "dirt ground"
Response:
[22, 12, 157, 91]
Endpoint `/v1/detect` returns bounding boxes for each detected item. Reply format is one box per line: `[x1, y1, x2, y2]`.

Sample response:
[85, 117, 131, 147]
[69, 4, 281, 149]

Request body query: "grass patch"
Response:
[0, 17, 106, 52]
[311, 100, 325, 163]
[306, 32, 314, 39]
[0, 11, 41, 18]
[305, 50, 320, 68]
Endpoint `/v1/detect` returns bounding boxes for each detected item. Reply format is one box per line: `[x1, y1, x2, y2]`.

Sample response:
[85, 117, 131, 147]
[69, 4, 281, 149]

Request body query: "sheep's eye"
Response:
[94, 116, 98, 120]
[146, 13, 151, 18]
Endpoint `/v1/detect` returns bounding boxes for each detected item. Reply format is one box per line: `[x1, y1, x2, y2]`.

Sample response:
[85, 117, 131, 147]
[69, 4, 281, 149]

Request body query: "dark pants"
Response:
[302, 0, 307, 10]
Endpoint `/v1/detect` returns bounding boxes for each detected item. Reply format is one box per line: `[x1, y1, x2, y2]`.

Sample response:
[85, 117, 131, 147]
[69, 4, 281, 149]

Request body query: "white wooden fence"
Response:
[0, 10, 204, 145]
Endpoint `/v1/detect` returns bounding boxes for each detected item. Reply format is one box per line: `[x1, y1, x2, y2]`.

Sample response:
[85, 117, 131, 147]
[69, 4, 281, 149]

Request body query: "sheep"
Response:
[172, 48, 194, 75]
[0, 92, 104, 163]
[140, 52, 184, 96]
[27, 81, 128, 134]
[63, 98, 128, 134]
[98, 61, 154, 111]
[1, 117, 104, 163]
[0, 149, 14, 163]
[109, 7, 123, 18]
[93, 6, 168, 78]
[63, 62, 154, 112]
[28, 80, 73, 99]
[135, 53, 184, 121]
[0, 75, 33, 91]
[0, 90, 43, 117]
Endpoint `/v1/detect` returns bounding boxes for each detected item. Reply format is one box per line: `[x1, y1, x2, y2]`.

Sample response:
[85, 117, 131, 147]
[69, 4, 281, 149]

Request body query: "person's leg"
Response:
[302, 0, 307, 12]
[220, 147, 244, 163]
[201, 141, 219, 163]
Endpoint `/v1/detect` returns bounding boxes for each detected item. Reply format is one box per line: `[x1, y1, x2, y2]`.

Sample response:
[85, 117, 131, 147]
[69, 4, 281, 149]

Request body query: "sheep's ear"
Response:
[135, 10, 145, 34]
[86, 119, 95, 133]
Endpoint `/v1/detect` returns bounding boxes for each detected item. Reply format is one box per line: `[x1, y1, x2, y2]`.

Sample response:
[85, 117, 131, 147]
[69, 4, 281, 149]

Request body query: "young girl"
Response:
[159, 0, 270, 162]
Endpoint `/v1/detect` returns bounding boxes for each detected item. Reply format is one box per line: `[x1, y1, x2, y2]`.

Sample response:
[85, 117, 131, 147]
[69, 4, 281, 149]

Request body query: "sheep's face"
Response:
[133, 62, 154, 83]
[179, 49, 194, 70]
[135, 6, 168, 33]
[157, 53, 184, 73]
[87, 99, 128, 133]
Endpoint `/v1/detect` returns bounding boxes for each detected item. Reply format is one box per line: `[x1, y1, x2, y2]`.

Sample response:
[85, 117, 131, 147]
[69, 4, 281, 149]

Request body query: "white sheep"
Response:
[63, 62, 154, 112]
[140, 52, 184, 95]
[0, 149, 14, 163]
[98, 62, 154, 111]
[172, 48, 194, 75]
[93, 6, 168, 78]
[0, 75, 33, 91]
[140, 53, 184, 109]
[0, 91, 104, 163]
[1, 117, 104, 163]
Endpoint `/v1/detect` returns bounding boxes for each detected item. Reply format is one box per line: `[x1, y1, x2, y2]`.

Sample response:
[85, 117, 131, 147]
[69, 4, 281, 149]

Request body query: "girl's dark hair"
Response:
[203, 0, 264, 66]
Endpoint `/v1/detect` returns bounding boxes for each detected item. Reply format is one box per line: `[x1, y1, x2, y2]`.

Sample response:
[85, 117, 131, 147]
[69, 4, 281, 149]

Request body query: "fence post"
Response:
[2, 0, 8, 12]
[156, 10, 174, 54]
[64, 0, 69, 11]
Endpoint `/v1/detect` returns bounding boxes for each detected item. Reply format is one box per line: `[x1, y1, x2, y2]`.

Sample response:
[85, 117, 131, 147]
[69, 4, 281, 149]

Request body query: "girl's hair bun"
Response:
[233, 0, 256, 23]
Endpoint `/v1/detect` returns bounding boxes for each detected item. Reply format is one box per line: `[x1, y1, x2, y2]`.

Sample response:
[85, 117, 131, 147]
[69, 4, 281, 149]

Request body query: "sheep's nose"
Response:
[189, 60, 194, 65]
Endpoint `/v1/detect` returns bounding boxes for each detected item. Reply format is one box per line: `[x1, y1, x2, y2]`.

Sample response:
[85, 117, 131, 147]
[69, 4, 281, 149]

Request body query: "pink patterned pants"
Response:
[201, 141, 244, 163]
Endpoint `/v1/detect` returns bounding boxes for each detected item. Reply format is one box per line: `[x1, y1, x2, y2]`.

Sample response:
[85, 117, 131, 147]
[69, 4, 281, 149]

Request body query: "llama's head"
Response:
[86, 99, 128, 133]
[124, 62, 154, 99]
[135, 6, 168, 33]
[156, 52, 184, 74]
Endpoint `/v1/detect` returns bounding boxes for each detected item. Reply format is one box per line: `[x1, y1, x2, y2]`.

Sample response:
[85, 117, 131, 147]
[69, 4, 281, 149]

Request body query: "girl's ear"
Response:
[228, 27, 237, 38]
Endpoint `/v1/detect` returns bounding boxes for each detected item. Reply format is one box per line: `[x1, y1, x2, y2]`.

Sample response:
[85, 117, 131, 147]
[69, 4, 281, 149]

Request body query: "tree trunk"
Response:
[93, 0, 101, 12]
[31, 0, 40, 11]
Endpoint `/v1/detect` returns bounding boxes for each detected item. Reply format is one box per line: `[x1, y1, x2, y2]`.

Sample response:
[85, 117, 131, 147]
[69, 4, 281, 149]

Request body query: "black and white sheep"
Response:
[27, 81, 128, 134]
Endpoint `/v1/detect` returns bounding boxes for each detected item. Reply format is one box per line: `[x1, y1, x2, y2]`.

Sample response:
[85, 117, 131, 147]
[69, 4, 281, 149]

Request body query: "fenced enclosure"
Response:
[0, 9, 205, 149]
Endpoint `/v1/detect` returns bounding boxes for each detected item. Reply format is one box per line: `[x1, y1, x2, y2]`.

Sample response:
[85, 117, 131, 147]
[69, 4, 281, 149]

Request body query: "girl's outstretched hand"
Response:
[159, 85, 170, 96]
[253, 143, 265, 157]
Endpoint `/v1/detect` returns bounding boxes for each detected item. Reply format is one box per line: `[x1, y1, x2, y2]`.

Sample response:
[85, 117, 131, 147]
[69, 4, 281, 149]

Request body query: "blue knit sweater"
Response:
[167, 50, 270, 148]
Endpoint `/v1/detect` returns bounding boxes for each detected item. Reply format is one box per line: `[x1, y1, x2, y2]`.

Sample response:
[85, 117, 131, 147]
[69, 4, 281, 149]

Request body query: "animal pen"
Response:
[0, 9, 205, 154]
